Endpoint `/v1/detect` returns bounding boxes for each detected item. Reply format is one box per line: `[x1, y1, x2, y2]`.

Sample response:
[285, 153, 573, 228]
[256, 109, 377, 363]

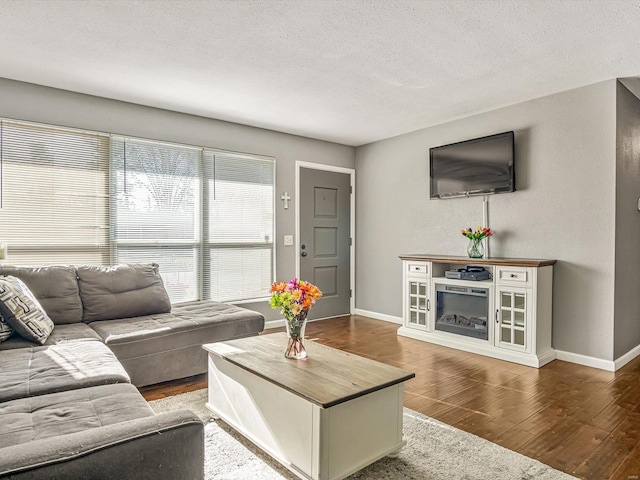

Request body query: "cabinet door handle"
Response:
[510, 273, 516, 278]
[495, 309, 499, 323]
[427, 299, 430, 311]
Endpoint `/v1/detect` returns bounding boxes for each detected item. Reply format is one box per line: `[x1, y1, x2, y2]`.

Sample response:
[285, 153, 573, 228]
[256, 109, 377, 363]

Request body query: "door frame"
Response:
[295, 161, 355, 315]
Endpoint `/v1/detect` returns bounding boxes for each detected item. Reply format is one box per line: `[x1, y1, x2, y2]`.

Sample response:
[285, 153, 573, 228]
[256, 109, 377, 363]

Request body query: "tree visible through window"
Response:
[111, 138, 201, 303]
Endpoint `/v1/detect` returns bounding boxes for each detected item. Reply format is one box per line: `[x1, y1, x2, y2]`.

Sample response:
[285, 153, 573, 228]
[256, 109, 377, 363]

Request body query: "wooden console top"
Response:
[399, 254, 556, 267]
[203, 333, 415, 408]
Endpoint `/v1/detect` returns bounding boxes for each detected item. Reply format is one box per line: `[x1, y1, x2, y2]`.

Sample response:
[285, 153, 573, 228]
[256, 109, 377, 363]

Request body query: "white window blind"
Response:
[203, 151, 274, 302]
[0, 120, 110, 265]
[111, 137, 201, 303]
[1, 118, 275, 305]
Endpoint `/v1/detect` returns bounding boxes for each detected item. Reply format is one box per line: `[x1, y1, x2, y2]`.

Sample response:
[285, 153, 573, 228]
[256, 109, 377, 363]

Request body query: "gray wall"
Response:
[614, 81, 640, 358]
[0, 77, 356, 321]
[355, 80, 617, 361]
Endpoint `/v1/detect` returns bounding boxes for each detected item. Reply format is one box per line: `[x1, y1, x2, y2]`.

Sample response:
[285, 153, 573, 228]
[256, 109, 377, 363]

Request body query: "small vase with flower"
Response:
[461, 226, 493, 259]
[270, 278, 323, 359]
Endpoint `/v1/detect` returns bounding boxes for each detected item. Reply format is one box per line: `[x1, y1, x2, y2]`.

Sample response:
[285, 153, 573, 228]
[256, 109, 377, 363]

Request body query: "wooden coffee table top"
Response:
[203, 332, 415, 409]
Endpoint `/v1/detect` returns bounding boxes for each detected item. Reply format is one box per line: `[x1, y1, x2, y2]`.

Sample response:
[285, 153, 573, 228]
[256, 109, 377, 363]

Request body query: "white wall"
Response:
[355, 80, 617, 361]
[0, 77, 356, 321]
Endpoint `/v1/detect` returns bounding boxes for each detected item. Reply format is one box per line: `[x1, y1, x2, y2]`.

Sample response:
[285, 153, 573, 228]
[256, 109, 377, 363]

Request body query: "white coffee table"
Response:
[203, 333, 415, 480]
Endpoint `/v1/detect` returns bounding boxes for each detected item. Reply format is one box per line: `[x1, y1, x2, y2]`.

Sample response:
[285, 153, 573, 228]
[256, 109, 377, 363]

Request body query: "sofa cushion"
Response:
[0, 323, 104, 351]
[44, 322, 104, 344]
[0, 341, 130, 403]
[77, 263, 171, 322]
[0, 276, 54, 345]
[89, 300, 264, 357]
[0, 383, 154, 449]
[0, 265, 83, 324]
[88, 300, 265, 386]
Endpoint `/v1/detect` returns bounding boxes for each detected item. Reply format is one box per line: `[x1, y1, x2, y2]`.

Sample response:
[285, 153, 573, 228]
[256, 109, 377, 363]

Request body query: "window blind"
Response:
[0, 118, 275, 305]
[203, 150, 274, 302]
[111, 137, 201, 303]
[0, 120, 110, 265]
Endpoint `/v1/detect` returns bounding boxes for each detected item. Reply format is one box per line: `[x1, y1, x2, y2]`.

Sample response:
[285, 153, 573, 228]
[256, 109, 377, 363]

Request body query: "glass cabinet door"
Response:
[495, 286, 529, 351]
[407, 279, 429, 329]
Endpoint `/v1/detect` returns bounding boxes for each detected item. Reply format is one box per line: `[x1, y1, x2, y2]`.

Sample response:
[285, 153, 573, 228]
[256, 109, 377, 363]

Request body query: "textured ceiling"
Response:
[1, 0, 640, 146]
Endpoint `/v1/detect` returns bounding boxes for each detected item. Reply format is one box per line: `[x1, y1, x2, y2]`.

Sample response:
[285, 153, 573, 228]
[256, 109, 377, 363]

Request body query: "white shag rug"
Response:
[149, 389, 576, 480]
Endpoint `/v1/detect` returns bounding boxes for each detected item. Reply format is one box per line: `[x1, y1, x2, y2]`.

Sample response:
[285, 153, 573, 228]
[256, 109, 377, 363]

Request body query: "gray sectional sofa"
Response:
[0, 263, 265, 479]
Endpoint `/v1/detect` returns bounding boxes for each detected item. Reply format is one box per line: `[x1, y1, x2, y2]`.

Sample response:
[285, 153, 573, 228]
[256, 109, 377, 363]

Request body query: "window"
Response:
[0, 119, 275, 304]
[111, 137, 202, 303]
[0, 120, 110, 265]
[204, 151, 274, 302]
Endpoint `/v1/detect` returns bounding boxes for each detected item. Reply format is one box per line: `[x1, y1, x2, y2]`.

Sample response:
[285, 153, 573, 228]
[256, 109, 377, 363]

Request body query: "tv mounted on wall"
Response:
[430, 131, 515, 199]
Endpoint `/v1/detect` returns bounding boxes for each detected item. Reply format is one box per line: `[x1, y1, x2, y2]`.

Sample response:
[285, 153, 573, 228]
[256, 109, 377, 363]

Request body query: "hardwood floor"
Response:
[140, 315, 640, 480]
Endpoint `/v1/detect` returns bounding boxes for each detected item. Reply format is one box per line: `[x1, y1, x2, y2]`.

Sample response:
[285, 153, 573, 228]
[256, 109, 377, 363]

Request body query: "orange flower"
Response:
[270, 281, 286, 293]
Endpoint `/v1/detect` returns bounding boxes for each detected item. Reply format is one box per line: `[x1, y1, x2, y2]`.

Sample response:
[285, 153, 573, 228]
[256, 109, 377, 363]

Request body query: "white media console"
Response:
[398, 254, 557, 368]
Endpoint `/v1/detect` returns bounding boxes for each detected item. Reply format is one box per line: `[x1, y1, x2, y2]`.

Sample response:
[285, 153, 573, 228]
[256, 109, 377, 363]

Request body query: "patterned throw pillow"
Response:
[0, 312, 13, 343]
[0, 275, 54, 345]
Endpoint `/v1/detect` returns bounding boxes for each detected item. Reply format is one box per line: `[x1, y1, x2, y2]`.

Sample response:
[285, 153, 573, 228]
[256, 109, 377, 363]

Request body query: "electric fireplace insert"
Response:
[435, 283, 489, 341]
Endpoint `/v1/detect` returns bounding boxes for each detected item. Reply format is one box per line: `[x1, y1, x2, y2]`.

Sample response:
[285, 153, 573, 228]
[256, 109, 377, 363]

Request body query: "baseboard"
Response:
[555, 349, 615, 371]
[354, 308, 403, 324]
[264, 315, 349, 330]
[537, 348, 558, 367]
[265, 319, 286, 330]
[614, 342, 640, 371]
[269, 309, 401, 329]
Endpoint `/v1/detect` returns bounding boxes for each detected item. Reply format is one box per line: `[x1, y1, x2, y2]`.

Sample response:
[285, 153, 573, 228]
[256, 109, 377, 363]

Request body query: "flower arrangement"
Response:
[461, 226, 493, 258]
[270, 278, 322, 358]
[461, 226, 493, 241]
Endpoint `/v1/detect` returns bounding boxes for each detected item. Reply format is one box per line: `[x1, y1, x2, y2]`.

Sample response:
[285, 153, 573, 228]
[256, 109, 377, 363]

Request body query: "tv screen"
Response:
[430, 131, 515, 199]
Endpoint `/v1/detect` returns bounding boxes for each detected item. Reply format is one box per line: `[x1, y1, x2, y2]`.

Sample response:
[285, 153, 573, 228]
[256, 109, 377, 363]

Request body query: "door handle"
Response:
[301, 252, 307, 257]
[426, 299, 430, 311]
[495, 309, 499, 323]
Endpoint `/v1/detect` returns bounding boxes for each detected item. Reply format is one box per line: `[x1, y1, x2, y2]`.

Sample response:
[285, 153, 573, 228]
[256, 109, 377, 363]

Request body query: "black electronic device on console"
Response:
[444, 266, 491, 281]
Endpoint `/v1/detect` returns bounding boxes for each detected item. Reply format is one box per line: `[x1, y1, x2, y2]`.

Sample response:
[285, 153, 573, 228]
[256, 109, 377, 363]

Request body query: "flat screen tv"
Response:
[430, 131, 515, 199]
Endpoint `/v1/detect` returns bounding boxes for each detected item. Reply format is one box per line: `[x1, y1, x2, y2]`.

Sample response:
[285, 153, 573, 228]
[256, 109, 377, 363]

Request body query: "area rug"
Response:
[149, 389, 575, 480]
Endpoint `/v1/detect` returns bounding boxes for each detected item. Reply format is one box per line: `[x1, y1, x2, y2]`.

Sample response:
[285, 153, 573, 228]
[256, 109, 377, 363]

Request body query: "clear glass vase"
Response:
[284, 313, 308, 359]
[467, 238, 485, 259]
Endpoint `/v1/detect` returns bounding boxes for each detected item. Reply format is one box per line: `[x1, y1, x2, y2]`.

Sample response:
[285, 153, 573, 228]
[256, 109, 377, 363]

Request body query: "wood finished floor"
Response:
[140, 315, 640, 480]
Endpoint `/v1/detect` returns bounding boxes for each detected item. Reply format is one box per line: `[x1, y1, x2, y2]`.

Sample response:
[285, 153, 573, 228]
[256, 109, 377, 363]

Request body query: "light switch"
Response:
[283, 235, 294, 246]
